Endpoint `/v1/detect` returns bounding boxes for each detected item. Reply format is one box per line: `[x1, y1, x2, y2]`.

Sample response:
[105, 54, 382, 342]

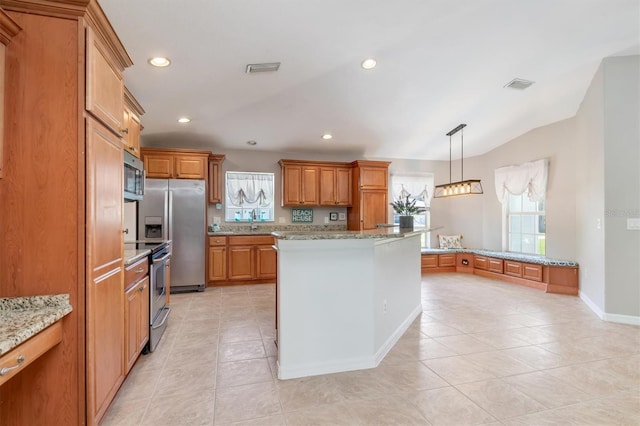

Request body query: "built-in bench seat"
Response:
[420, 248, 579, 295]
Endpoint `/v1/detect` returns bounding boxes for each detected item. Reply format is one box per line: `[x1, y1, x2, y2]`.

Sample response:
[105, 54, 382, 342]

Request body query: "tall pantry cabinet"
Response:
[347, 160, 391, 230]
[0, 1, 132, 425]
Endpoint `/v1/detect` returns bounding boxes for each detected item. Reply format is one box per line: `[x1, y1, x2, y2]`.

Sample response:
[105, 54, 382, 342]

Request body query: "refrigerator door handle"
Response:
[168, 190, 174, 242]
[164, 190, 169, 241]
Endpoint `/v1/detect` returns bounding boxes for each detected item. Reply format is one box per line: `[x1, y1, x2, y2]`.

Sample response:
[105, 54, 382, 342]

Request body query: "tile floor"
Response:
[101, 273, 640, 426]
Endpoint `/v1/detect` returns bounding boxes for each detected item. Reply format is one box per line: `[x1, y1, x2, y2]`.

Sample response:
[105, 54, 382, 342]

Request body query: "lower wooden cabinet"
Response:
[208, 235, 276, 284]
[488, 258, 504, 273]
[523, 263, 543, 281]
[124, 275, 149, 374]
[474, 255, 488, 270]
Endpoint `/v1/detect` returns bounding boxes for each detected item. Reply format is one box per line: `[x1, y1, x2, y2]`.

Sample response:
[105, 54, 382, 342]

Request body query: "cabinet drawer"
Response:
[125, 257, 148, 289]
[523, 263, 543, 282]
[438, 254, 456, 267]
[474, 255, 488, 270]
[228, 235, 274, 246]
[504, 261, 523, 277]
[421, 254, 437, 268]
[488, 258, 504, 273]
[208, 236, 227, 246]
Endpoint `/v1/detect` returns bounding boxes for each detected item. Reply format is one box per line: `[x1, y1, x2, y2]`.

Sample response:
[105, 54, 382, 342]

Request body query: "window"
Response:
[390, 173, 434, 248]
[507, 193, 545, 255]
[225, 172, 275, 222]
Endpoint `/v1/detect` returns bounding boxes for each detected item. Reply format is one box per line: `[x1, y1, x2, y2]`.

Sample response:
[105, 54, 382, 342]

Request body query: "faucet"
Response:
[249, 209, 258, 230]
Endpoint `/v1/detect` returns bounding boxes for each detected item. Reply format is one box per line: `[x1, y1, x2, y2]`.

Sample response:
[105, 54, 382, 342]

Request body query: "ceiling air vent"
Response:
[504, 78, 535, 90]
[245, 62, 281, 73]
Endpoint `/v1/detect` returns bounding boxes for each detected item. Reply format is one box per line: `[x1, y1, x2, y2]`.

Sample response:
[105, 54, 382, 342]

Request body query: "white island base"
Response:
[274, 231, 422, 380]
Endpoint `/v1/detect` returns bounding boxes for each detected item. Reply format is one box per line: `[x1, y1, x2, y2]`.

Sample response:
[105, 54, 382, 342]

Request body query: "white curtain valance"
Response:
[494, 159, 548, 203]
[390, 173, 434, 208]
[226, 172, 274, 207]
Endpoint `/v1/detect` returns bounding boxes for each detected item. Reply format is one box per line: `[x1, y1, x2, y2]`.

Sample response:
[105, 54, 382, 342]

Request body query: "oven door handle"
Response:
[153, 253, 171, 264]
[151, 306, 171, 330]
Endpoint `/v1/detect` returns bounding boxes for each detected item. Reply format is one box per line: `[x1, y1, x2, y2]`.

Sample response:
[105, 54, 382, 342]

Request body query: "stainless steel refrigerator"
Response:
[138, 178, 206, 292]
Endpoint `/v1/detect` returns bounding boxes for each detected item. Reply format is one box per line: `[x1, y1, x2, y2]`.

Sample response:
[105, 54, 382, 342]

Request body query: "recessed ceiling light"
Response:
[148, 57, 171, 67]
[246, 140, 257, 146]
[504, 78, 535, 90]
[177, 117, 191, 123]
[361, 58, 377, 70]
[246, 62, 281, 73]
[322, 134, 333, 140]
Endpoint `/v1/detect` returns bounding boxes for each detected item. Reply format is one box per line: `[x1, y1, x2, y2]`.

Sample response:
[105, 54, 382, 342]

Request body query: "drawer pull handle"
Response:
[121, 128, 129, 134]
[138, 285, 146, 292]
[0, 354, 25, 376]
[135, 268, 145, 273]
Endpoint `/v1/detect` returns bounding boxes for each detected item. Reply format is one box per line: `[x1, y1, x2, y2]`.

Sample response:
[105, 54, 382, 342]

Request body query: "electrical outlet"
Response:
[324, 216, 329, 224]
[383, 299, 387, 314]
[213, 217, 221, 225]
[278, 217, 286, 224]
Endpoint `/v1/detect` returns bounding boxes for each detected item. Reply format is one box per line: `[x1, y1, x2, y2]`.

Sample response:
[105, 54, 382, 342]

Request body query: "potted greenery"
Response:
[390, 194, 426, 229]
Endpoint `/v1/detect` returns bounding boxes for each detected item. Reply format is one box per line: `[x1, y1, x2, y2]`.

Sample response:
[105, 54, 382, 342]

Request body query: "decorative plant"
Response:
[390, 194, 426, 216]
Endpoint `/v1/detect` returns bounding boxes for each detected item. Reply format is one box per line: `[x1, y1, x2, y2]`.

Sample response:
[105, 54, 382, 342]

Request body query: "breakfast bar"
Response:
[272, 228, 423, 380]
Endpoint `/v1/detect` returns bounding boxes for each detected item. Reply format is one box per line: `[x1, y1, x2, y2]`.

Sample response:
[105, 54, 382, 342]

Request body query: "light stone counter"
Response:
[124, 248, 151, 265]
[0, 294, 73, 355]
[273, 227, 424, 240]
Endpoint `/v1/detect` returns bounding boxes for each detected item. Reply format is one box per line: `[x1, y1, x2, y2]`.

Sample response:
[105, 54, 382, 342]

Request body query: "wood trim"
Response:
[0, 8, 21, 45]
[84, 0, 131, 70]
[141, 147, 213, 157]
[278, 158, 352, 168]
[474, 269, 548, 292]
[124, 86, 145, 116]
[349, 160, 392, 168]
[0, 0, 90, 18]
[209, 279, 275, 287]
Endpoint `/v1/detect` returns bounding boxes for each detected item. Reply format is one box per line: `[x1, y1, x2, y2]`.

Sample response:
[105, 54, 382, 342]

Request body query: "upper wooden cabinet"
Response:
[86, 27, 124, 136]
[141, 148, 210, 180]
[123, 87, 144, 157]
[347, 160, 391, 230]
[280, 160, 319, 206]
[208, 154, 225, 204]
[279, 159, 353, 207]
[320, 166, 352, 206]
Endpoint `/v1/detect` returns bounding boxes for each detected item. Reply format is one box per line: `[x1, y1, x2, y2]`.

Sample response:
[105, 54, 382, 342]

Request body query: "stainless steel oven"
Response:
[148, 243, 171, 352]
[124, 150, 144, 202]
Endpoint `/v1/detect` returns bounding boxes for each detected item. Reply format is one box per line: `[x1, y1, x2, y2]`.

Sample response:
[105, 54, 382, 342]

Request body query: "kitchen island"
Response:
[272, 228, 423, 379]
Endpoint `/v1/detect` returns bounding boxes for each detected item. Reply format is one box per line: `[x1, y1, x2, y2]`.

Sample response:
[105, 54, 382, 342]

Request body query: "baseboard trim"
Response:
[579, 291, 604, 319]
[374, 303, 423, 366]
[603, 312, 640, 326]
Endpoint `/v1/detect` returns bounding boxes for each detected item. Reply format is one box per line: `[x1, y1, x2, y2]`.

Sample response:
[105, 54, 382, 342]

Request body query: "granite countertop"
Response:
[272, 227, 425, 240]
[124, 248, 151, 265]
[420, 248, 578, 267]
[0, 294, 73, 356]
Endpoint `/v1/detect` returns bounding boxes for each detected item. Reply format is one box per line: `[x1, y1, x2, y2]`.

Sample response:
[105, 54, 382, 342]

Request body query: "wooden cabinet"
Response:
[86, 27, 124, 136]
[319, 166, 352, 206]
[280, 161, 319, 206]
[122, 87, 144, 157]
[474, 255, 489, 270]
[86, 116, 125, 424]
[523, 263, 543, 282]
[208, 236, 227, 281]
[208, 154, 226, 204]
[421, 254, 438, 269]
[141, 148, 210, 179]
[488, 258, 504, 273]
[208, 235, 276, 284]
[505, 260, 523, 277]
[438, 253, 456, 267]
[124, 258, 149, 374]
[348, 161, 391, 230]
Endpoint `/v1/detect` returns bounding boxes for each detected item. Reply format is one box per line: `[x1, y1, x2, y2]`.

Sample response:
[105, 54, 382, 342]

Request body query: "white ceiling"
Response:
[99, 0, 639, 161]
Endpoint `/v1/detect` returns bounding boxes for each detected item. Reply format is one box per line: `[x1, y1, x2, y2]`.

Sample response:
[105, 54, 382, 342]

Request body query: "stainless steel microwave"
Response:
[124, 151, 144, 201]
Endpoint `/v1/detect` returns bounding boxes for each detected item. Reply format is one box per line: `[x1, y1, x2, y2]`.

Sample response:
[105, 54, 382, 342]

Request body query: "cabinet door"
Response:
[439, 254, 456, 267]
[319, 167, 337, 206]
[175, 155, 206, 179]
[124, 282, 140, 374]
[138, 276, 150, 352]
[208, 158, 223, 203]
[301, 166, 319, 204]
[256, 245, 276, 279]
[122, 107, 141, 157]
[360, 190, 387, 230]
[144, 154, 174, 178]
[282, 164, 319, 205]
[504, 261, 522, 277]
[86, 117, 124, 421]
[228, 246, 253, 279]
[474, 255, 488, 270]
[359, 166, 388, 189]
[523, 263, 543, 282]
[488, 258, 504, 273]
[335, 167, 352, 206]
[208, 246, 227, 281]
[421, 254, 438, 269]
[86, 28, 124, 136]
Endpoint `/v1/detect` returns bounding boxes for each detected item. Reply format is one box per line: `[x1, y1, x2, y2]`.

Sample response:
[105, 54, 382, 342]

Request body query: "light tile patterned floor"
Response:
[101, 273, 640, 426]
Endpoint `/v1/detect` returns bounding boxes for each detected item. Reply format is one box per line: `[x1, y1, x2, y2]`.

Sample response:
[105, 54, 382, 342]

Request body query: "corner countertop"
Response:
[272, 227, 425, 240]
[124, 248, 151, 266]
[0, 294, 73, 356]
[420, 248, 579, 267]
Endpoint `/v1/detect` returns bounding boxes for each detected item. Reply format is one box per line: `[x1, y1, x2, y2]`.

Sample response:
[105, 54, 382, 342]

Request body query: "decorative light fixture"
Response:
[361, 58, 377, 69]
[433, 123, 483, 198]
[148, 57, 171, 67]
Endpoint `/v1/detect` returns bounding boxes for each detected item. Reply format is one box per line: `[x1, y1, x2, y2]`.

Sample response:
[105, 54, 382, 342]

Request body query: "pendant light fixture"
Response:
[433, 123, 483, 198]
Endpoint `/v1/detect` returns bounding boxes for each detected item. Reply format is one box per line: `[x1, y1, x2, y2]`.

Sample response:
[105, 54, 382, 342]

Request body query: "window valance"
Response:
[494, 159, 548, 203]
[226, 172, 274, 207]
[390, 173, 434, 208]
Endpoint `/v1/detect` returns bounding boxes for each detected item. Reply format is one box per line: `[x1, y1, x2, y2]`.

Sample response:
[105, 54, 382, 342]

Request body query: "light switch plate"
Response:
[338, 212, 346, 220]
[627, 218, 640, 230]
[279, 217, 286, 224]
[213, 217, 221, 225]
